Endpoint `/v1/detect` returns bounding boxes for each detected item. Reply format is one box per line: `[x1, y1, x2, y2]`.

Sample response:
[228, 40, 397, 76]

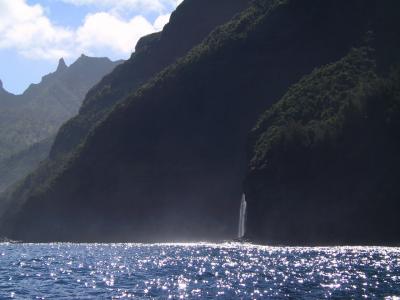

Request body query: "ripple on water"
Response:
[0, 243, 399, 299]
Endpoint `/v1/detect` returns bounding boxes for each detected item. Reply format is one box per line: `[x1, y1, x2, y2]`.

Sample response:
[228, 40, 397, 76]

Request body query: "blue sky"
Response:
[0, 0, 182, 94]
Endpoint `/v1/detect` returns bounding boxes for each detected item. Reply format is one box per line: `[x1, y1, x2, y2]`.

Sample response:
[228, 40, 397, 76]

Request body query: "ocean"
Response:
[0, 243, 399, 299]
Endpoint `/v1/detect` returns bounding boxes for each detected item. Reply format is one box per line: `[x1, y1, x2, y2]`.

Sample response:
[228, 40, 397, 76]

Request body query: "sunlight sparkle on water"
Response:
[0, 243, 399, 299]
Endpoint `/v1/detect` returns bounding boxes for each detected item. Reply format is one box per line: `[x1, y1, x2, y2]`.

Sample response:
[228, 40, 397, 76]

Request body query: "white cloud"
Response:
[153, 14, 171, 31]
[59, 0, 179, 14]
[76, 13, 156, 55]
[0, 0, 73, 60]
[0, 0, 179, 61]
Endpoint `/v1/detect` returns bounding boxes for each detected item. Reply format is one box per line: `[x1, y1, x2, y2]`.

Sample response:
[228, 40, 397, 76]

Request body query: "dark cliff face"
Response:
[2, 0, 393, 243]
[50, 0, 251, 159]
[244, 46, 400, 244]
[0, 0, 251, 241]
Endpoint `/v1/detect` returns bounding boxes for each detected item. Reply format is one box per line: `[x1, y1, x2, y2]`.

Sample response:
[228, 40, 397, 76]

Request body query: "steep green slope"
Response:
[0, 137, 54, 194]
[3, 0, 398, 243]
[0, 56, 121, 161]
[50, 0, 251, 159]
[245, 47, 400, 245]
[0, 56, 121, 195]
[0, 0, 252, 240]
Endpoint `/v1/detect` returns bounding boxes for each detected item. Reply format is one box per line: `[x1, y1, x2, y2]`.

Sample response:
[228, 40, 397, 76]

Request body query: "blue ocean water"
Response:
[0, 243, 399, 299]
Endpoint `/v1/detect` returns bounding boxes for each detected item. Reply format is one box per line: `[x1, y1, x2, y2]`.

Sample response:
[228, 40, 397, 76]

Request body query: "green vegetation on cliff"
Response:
[2, 0, 399, 244]
[0, 56, 120, 194]
[250, 47, 377, 171]
[0, 57, 120, 161]
[50, 0, 250, 159]
[0, 137, 54, 194]
[245, 47, 400, 245]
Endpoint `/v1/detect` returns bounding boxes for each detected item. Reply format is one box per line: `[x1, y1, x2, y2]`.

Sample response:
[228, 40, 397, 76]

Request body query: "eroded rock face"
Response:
[0, 56, 121, 195]
[0, 0, 252, 242]
[3, 0, 400, 245]
[56, 58, 68, 73]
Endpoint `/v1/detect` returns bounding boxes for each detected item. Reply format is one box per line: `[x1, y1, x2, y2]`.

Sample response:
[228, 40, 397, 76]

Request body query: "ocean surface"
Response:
[0, 243, 399, 299]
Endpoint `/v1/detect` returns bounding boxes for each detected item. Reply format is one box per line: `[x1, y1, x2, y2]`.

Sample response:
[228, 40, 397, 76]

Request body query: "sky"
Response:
[0, 0, 183, 94]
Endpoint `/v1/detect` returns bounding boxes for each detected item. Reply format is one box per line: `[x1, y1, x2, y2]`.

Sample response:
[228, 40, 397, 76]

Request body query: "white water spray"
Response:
[238, 193, 247, 239]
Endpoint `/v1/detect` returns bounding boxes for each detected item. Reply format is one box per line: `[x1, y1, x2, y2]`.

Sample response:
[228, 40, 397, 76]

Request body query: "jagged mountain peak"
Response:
[0, 53, 121, 163]
[56, 58, 68, 73]
[6, 0, 400, 246]
[77, 53, 88, 61]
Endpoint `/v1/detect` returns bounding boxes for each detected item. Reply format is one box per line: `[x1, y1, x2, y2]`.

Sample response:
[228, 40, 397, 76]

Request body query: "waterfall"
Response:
[238, 193, 247, 239]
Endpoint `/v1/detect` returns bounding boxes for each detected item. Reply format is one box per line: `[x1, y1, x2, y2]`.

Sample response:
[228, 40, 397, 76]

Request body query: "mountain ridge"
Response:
[1, 0, 399, 244]
[50, 0, 251, 159]
[0, 55, 121, 194]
